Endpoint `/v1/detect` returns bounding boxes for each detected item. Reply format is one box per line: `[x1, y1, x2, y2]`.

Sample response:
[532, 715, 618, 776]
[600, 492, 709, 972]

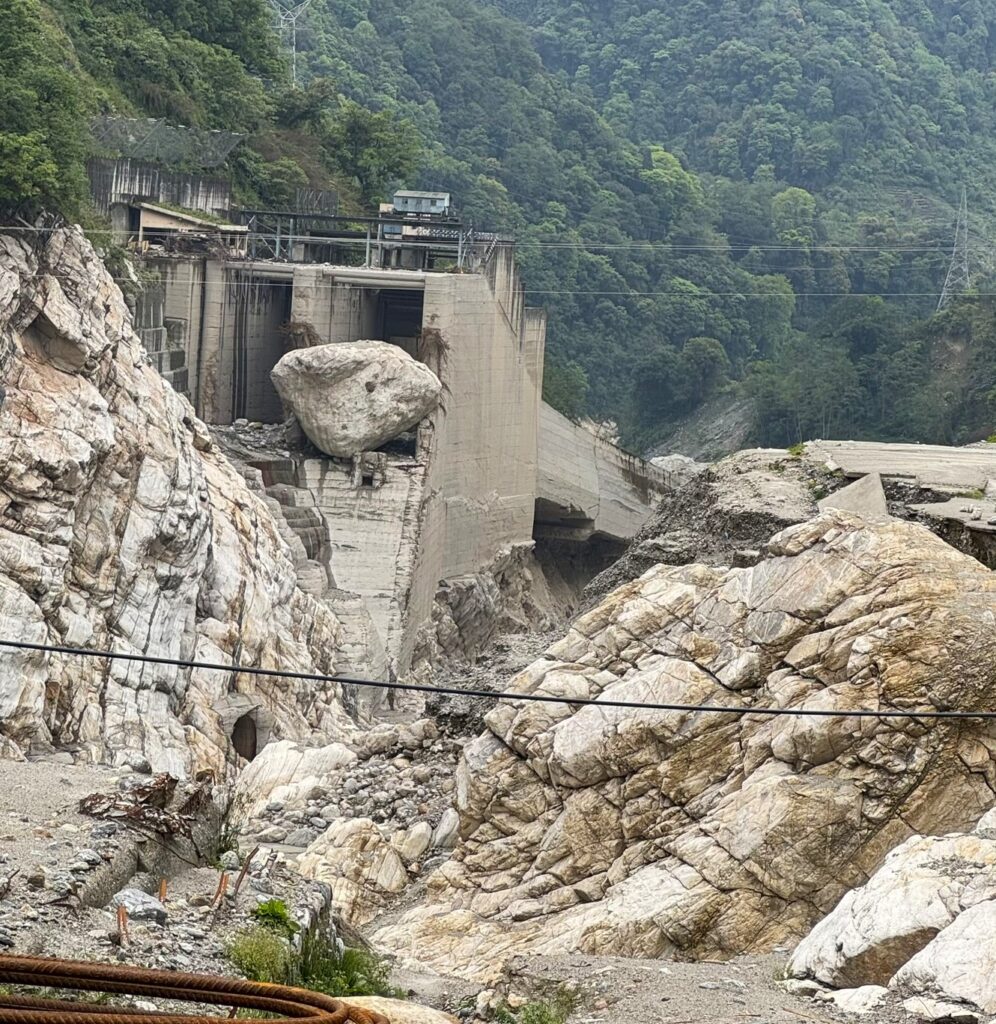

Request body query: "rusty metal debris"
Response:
[78, 774, 194, 838]
[0, 954, 390, 1023]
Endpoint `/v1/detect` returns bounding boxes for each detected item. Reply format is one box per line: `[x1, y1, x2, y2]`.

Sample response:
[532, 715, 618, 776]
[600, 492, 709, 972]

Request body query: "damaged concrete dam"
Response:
[11, 223, 996, 1024]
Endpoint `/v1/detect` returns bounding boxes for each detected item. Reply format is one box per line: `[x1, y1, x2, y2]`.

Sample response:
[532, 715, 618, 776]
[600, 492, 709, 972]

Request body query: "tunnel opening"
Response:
[532, 498, 628, 610]
[231, 712, 259, 762]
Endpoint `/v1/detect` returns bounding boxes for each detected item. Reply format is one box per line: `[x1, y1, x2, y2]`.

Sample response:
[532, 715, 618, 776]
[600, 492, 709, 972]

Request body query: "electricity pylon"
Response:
[937, 186, 970, 311]
[267, 0, 314, 86]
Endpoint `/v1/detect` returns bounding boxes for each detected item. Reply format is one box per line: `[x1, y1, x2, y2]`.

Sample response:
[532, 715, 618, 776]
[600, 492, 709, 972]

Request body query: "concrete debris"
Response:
[806, 439, 996, 492]
[818, 471, 889, 517]
[271, 340, 442, 457]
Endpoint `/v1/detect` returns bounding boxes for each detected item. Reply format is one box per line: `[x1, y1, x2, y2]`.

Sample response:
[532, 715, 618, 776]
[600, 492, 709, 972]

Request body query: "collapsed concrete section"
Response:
[805, 439, 996, 568]
[130, 247, 668, 682]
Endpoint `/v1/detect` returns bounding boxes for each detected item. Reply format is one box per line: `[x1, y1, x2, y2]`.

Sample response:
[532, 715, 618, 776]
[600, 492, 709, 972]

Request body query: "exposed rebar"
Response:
[0, 955, 389, 1024]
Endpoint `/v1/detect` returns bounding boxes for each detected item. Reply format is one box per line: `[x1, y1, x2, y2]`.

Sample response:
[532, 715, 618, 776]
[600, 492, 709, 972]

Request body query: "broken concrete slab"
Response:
[806, 440, 996, 492]
[912, 497, 996, 534]
[818, 472, 888, 517]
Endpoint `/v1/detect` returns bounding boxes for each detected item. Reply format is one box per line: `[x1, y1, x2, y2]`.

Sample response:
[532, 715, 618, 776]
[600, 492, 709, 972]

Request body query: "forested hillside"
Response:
[8, 0, 996, 450]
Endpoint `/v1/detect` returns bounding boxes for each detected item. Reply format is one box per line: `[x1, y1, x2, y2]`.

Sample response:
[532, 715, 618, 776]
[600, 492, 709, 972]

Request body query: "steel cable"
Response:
[2, 637, 996, 721]
[0, 956, 388, 1024]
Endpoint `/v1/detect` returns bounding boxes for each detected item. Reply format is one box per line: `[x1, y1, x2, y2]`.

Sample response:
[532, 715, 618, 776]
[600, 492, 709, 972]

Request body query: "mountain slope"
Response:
[8, 0, 996, 450]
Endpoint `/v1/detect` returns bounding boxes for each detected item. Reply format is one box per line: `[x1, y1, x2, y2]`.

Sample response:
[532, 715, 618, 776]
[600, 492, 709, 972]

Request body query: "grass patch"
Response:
[786, 442, 806, 458]
[492, 989, 579, 1024]
[227, 927, 293, 984]
[226, 927, 403, 1000]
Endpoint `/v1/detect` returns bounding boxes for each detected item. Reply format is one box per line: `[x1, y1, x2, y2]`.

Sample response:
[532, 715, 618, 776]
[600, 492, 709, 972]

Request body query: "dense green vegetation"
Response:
[4, 0, 420, 218]
[295, 0, 996, 447]
[9, 0, 996, 449]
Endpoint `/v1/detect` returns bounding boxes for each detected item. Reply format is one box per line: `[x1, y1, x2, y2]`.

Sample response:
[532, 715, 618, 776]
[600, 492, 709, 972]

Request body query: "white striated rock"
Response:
[788, 833, 996, 987]
[373, 512, 996, 981]
[817, 985, 889, 1014]
[431, 808, 460, 850]
[392, 821, 433, 866]
[298, 818, 410, 925]
[230, 740, 358, 818]
[902, 996, 980, 1022]
[0, 228, 354, 775]
[271, 341, 442, 457]
[892, 899, 996, 1014]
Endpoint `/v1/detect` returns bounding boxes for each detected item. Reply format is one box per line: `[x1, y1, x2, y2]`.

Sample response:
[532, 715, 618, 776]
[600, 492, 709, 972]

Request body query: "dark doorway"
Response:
[232, 712, 258, 761]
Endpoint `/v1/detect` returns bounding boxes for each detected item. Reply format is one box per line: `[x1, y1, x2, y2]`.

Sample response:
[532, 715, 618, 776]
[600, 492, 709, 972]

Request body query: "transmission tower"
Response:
[267, 0, 314, 86]
[937, 186, 971, 311]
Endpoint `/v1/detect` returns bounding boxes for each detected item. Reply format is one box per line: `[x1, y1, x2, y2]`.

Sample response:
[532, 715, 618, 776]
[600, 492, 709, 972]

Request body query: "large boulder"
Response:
[788, 811, 996, 1015]
[0, 228, 354, 775]
[271, 341, 442, 457]
[375, 511, 996, 981]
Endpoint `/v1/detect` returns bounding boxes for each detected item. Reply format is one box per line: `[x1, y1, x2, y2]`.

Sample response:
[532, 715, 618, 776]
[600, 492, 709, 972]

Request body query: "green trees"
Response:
[542, 357, 589, 420]
[17, 0, 996, 450]
[0, 0, 89, 216]
[325, 101, 422, 205]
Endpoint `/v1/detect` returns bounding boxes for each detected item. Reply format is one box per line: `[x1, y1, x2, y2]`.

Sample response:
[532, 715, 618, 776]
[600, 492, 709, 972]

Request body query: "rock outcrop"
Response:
[376, 512, 996, 981]
[271, 340, 442, 457]
[788, 809, 996, 1016]
[0, 228, 353, 775]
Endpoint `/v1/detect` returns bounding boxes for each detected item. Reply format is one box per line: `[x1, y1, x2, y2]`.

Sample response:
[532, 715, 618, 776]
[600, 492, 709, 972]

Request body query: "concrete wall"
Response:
[397, 271, 544, 670]
[537, 404, 669, 541]
[132, 258, 211, 400]
[128, 250, 664, 677]
[88, 157, 231, 217]
[257, 454, 427, 668]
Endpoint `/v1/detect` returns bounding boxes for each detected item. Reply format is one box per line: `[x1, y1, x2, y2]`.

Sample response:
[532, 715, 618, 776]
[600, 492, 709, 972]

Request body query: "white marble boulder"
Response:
[271, 340, 442, 457]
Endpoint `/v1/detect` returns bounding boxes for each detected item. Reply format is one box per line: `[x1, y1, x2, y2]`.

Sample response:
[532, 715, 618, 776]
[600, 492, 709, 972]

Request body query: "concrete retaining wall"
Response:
[537, 404, 669, 540]
[88, 157, 232, 217]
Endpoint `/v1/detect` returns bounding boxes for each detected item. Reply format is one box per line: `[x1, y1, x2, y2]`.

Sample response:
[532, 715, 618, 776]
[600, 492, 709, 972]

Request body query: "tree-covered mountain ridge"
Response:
[6, 0, 996, 450]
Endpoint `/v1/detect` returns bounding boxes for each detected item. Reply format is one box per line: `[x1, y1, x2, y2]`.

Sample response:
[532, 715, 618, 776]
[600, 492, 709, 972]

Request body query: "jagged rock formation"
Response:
[0, 228, 354, 775]
[271, 340, 442, 457]
[412, 546, 566, 679]
[376, 512, 996, 982]
[788, 809, 996, 1017]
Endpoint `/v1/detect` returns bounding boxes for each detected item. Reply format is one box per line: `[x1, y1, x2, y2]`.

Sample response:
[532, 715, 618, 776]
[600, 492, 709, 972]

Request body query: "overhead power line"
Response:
[1, 638, 994, 721]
